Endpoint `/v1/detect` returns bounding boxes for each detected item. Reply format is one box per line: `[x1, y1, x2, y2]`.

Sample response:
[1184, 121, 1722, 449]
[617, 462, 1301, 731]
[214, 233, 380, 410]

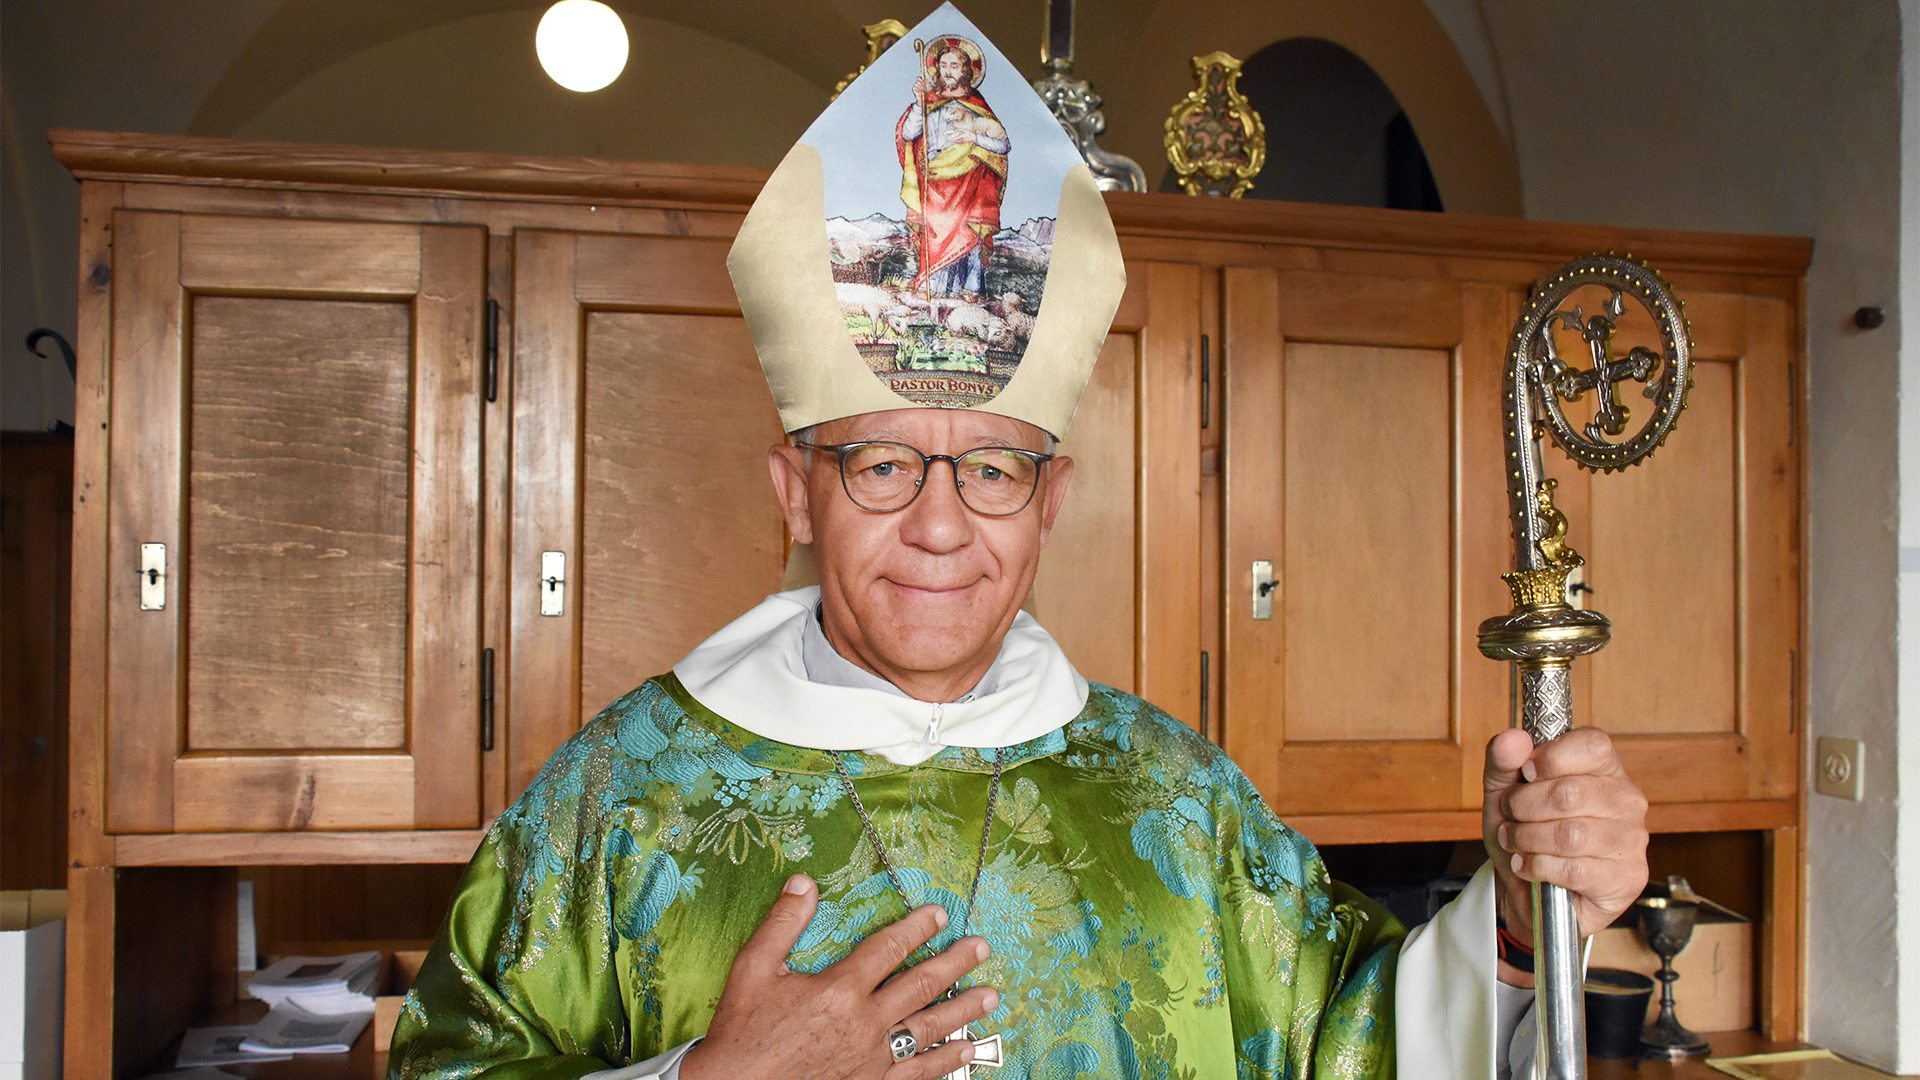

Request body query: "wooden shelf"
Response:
[1290, 800, 1797, 847]
[1590, 1028, 1811, 1079]
[107, 800, 1796, 865]
[155, 1000, 384, 1079]
[114, 830, 488, 866]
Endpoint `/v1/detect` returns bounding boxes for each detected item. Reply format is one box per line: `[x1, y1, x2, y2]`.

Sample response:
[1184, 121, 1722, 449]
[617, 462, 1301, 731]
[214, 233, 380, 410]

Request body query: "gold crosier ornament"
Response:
[1163, 51, 1266, 197]
[1477, 254, 1693, 1080]
[833, 18, 910, 100]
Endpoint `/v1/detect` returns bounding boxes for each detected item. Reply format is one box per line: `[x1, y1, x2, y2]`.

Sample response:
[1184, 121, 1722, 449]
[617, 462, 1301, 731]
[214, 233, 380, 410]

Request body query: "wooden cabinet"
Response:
[55, 130, 1809, 1075]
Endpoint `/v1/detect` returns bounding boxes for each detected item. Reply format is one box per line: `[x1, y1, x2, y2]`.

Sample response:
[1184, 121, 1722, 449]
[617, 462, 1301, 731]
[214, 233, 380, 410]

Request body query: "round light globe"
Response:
[536, 0, 629, 93]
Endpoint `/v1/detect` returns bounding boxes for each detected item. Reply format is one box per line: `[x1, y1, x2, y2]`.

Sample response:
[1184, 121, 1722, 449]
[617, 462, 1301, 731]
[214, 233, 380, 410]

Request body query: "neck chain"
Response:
[831, 749, 1002, 942]
[832, 749, 1007, 1076]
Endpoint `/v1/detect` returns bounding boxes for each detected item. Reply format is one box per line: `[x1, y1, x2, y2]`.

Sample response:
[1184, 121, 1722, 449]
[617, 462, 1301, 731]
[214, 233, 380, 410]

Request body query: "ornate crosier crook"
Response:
[1477, 254, 1692, 1080]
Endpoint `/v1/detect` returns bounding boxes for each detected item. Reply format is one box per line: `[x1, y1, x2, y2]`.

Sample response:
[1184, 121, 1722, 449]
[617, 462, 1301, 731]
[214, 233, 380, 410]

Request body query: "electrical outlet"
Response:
[1814, 736, 1864, 801]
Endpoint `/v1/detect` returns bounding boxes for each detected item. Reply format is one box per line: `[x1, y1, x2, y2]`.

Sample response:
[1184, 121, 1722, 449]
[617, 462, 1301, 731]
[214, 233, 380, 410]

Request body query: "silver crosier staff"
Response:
[1477, 254, 1692, 1080]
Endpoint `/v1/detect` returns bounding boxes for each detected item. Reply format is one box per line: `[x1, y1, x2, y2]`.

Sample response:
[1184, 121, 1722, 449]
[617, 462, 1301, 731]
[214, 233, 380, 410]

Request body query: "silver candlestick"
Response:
[1030, 0, 1145, 192]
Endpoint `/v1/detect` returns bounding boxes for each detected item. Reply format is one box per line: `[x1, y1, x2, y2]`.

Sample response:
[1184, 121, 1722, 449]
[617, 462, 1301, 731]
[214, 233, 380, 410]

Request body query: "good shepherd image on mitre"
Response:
[821, 27, 1059, 407]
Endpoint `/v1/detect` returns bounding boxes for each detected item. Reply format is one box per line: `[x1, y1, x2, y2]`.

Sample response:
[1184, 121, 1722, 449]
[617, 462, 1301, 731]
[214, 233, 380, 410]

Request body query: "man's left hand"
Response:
[1483, 726, 1649, 957]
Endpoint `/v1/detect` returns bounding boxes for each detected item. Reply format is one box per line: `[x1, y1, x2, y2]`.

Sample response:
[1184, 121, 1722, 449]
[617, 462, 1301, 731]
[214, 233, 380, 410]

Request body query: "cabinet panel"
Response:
[1588, 357, 1738, 736]
[185, 296, 412, 751]
[1281, 342, 1453, 743]
[104, 211, 485, 832]
[1035, 331, 1139, 693]
[579, 310, 788, 717]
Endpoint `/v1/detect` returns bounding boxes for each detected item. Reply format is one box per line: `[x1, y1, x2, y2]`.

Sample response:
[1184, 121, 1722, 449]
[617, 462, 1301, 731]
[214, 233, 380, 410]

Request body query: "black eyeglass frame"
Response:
[795, 440, 1057, 517]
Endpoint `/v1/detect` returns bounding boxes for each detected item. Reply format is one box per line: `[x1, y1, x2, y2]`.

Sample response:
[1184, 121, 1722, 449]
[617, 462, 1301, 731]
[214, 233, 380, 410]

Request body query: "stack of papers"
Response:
[176, 951, 384, 1067]
[175, 1025, 289, 1068]
[245, 951, 382, 1015]
[240, 1002, 373, 1055]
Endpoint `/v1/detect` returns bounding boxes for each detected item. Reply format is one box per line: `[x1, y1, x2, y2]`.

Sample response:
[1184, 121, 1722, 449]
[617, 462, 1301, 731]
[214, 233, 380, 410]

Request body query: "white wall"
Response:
[1466, 0, 1908, 1069]
[1897, 0, 1920, 1069]
[229, 11, 824, 165]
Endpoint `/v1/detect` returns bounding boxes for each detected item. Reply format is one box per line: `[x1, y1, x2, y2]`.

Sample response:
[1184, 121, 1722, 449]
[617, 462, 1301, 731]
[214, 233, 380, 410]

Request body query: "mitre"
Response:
[726, 1, 1125, 440]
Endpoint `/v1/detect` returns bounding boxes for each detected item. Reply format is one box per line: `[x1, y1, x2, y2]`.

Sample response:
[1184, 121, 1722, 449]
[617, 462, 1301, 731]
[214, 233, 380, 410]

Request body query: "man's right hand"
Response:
[677, 874, 997, 1080]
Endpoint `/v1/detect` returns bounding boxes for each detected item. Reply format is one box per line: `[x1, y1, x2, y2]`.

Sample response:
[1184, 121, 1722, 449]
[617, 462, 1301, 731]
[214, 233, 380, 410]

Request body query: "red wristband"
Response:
[1496, 920, 1535, 974]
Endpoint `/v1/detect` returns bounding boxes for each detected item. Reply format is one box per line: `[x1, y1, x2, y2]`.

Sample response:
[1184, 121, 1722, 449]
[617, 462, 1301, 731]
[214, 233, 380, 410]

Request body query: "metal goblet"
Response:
[1636, 896, 1711, 1059]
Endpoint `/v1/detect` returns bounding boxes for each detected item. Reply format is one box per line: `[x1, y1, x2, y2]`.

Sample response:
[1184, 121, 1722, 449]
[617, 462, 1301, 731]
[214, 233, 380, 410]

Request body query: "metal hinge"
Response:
[480, 647, 496, 752]
[1788, 648, 1797, 735]
[1199, 650, 1211, 735]
[1200, 334, 1211, 429]
[1786, 360, 1796, 446]
[484, 298, 500, 403]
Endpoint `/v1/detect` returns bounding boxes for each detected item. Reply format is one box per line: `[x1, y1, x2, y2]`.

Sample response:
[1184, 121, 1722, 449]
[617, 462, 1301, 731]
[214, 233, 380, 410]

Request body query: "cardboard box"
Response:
[372, 949, 429, 1052]
[1588, 894, 1752, 1033]
[0, 890, 66, 1080]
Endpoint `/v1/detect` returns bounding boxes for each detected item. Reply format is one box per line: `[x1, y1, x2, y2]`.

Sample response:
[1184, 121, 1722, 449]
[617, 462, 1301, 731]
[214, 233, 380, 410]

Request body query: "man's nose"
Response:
[899, 458, 974, 550]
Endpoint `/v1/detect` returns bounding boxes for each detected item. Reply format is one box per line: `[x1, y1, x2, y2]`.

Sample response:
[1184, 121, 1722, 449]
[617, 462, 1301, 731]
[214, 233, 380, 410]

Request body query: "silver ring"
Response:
[888, 1027, 918, 1061]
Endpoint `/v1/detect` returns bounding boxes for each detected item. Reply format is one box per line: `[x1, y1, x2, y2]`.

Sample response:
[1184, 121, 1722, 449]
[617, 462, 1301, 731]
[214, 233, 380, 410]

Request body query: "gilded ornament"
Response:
[833, 18, 910, 100]
[1531, 479, 1583, 570]
[1163, 51, 1266, 198]
[1500, 566, 1575, 612]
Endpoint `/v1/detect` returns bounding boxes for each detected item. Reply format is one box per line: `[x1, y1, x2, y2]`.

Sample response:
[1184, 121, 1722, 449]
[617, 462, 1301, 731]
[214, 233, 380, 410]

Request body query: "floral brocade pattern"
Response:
[389, 677, 1402, 1079]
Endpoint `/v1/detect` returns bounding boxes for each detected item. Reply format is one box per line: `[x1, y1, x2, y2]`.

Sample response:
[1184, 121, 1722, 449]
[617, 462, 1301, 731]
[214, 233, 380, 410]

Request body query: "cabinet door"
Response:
[509, 237, 1208, 796]
[1033, 261, 1203, 722]
[105, 211, 486, 832]
[1222, 268, 1511, 815]
[510, 229, 790, 797]
[1534, 289, 1799, 804]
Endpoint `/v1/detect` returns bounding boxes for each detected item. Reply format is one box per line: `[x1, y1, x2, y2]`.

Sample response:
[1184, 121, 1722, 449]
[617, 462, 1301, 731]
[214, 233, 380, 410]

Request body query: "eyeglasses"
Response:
[797, 440, 1055, 517]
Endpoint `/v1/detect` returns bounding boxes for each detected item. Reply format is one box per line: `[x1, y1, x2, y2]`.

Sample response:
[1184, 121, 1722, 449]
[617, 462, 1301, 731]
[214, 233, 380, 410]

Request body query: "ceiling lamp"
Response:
[536, 1, 629, 92]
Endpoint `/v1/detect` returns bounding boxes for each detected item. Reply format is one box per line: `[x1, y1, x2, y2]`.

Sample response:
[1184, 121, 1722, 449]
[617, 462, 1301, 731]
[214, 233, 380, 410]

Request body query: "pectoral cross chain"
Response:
[936, 1023, 1003, 1079]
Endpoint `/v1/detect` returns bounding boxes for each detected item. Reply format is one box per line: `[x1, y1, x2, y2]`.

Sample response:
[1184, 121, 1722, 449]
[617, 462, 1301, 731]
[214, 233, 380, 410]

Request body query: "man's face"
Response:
[768, 408, 1074, 701]
[937, 52, 967, 91]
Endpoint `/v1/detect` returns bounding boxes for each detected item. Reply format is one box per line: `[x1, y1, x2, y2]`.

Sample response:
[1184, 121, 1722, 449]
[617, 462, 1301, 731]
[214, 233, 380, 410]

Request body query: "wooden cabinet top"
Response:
[51, 128, 1811, 278]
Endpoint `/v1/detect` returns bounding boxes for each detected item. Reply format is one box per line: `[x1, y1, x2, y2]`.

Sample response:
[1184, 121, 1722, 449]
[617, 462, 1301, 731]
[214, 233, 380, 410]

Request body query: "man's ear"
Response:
[768, 444, 815, 545]
[1035, 455, 1074, 547]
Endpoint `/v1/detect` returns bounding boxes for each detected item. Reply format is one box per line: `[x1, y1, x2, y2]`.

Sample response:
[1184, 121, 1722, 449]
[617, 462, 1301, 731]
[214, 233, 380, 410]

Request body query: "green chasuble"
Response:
[389, 676, 1402, 1079]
